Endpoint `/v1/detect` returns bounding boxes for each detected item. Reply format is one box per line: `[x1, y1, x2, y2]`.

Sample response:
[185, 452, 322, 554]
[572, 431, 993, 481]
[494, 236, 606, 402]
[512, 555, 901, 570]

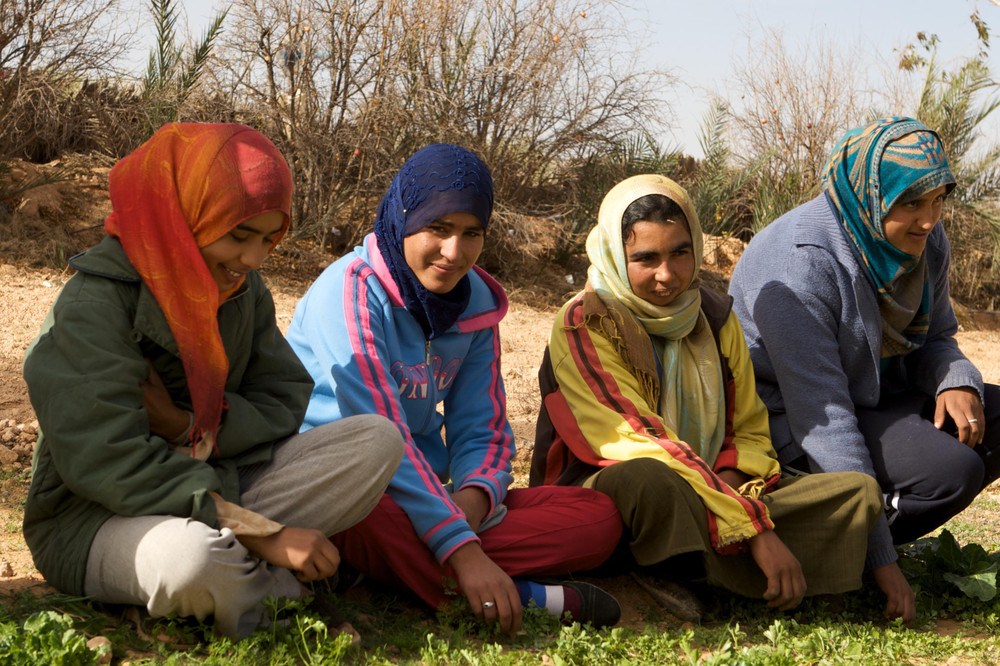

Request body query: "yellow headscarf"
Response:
[585, 174, 726, 466]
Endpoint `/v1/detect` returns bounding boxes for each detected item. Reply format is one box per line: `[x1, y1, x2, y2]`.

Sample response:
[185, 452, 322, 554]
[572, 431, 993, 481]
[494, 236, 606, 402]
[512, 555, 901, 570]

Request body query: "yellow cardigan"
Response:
[544, 291, 781, 550]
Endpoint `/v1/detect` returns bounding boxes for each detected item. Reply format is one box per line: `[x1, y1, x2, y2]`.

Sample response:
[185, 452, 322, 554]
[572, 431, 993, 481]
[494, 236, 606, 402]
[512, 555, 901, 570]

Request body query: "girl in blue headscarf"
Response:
[287, 144, 623, 633]
[730, 118, 1000, 623]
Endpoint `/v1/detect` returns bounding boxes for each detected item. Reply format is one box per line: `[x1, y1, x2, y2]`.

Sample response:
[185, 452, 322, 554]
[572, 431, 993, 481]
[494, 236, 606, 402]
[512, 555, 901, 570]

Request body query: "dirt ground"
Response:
[3, 260, 1000, 621]
[2, 159, 1000, 625]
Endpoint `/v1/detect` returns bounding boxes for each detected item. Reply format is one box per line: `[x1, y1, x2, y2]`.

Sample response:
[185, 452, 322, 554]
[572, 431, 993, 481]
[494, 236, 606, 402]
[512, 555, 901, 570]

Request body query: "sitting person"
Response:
[22, 123, 403, 639]
[531, 174, 882, 614]
[729, 117, 1000, 622]
[286, 143, 623, 634]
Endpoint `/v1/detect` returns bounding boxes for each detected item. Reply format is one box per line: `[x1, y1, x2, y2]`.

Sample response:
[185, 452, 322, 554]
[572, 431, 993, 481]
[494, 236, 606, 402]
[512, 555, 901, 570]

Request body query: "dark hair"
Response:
[621, 194, 688, 243]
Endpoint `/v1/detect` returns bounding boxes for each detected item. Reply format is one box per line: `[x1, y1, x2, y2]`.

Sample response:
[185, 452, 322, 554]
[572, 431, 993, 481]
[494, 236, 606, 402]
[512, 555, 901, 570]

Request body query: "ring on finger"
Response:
[969, 419, 979, 424]
[482, 601, 496, 609]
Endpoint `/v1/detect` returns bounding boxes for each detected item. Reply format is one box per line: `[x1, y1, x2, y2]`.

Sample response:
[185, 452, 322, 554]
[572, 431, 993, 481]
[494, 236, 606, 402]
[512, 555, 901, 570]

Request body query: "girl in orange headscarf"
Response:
[22, 123, 402, 639]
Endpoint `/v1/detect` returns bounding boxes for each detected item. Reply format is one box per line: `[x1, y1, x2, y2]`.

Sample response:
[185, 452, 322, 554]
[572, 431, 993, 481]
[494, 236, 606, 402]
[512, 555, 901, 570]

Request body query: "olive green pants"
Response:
[584, 458, 881, 597]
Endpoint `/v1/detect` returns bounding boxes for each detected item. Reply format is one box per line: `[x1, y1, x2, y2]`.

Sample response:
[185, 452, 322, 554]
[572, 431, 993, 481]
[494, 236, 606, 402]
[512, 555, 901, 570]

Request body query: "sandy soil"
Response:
[2, 259, 1000, 617]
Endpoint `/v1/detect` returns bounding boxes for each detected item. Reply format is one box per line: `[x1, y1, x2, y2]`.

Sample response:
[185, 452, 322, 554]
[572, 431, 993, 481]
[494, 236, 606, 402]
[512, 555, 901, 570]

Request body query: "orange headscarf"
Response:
[104, 123, 293, 452]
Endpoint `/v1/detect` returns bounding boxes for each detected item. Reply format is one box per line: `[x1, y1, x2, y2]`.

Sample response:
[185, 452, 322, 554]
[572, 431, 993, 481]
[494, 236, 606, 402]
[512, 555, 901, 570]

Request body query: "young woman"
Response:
[531, 174, 881, 613]
[22, 123, 403, 638]
[287, 143, 623, 633]
[729, 117, 1000, 622]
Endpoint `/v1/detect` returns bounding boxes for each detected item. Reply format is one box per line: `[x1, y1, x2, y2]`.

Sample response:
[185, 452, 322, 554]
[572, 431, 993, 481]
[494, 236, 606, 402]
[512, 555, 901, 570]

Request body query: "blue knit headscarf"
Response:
[822, 117, 956, 358]
[374, 143, 494, 339]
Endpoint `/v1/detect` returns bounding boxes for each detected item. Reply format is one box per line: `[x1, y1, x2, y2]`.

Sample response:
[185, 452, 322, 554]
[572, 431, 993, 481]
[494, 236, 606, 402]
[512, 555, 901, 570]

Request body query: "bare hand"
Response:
[934, 387, 985, 447]
[448, 542, 522, 634]
[141, 361, 191, 441]
[239, 527, 341, 582]
[872, 561, 915, 623]
[717, 469, 749, 490]
[748, 530, 806, 610]
[451, 487, 490, 532]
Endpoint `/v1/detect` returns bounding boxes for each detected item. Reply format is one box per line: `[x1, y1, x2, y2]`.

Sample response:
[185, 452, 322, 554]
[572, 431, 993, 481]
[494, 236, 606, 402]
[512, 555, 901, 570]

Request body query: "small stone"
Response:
[22, 422, 37, 435]
[0, 447, 16, 465]
[0, 560, 13, 577]
[1, 428, 15, 443]
[86, 636, 113, 664]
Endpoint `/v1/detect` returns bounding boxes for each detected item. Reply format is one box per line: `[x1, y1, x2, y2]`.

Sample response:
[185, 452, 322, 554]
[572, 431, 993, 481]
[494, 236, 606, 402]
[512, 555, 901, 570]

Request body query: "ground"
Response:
[2, 158, 1000, 631]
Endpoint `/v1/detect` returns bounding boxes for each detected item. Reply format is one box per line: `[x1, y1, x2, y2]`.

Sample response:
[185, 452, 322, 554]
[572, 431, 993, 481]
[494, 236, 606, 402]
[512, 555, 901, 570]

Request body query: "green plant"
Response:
[903, 529, 1000, 602]
[0, 611, 105, 665]
[141, 0, 227, 134]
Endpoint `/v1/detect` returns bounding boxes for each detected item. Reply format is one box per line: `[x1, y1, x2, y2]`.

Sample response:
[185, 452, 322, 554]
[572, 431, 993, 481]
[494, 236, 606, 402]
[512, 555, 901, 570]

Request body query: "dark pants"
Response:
[853, 383, 1000, 545]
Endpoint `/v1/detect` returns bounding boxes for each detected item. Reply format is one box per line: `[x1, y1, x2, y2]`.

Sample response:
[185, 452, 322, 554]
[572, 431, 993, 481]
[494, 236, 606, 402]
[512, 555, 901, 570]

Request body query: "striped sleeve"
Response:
[713, 313, 782, 482]
[297, 257, 478, 562]
[549, 297, 774, 550]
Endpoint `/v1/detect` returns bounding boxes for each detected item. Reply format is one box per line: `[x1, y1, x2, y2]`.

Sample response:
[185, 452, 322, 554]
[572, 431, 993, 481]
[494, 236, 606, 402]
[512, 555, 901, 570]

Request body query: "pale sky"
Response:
[623, 1, 997, 155]
[161, 0, 997, 156]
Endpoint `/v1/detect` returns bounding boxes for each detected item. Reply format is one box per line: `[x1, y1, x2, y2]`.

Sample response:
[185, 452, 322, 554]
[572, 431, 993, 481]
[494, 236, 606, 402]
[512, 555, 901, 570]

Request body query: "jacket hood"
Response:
[68, 236, 141, 282]
[360, 233, 508, 333]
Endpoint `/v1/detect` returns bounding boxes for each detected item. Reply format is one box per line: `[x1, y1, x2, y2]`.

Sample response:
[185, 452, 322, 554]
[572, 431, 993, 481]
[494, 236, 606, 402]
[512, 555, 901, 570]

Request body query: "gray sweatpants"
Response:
[83, 415, 403, 637]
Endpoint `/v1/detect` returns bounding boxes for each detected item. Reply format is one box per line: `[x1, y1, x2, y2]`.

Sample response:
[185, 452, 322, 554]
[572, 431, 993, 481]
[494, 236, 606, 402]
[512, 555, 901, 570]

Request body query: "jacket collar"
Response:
[69, 236, 250, 357]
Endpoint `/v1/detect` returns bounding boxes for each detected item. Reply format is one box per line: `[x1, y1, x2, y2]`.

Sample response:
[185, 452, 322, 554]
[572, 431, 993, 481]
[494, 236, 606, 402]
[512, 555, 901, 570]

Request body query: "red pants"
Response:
[331, 485, 622, 608]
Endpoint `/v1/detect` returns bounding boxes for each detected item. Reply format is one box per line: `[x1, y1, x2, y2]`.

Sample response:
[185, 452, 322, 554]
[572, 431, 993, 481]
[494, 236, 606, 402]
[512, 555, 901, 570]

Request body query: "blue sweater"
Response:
[728, 193, 982, 570]
[287, 234, 514, 563]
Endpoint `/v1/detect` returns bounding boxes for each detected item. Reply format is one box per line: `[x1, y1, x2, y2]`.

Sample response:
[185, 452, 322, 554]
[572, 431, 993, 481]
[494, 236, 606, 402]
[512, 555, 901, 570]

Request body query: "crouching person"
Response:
[287, 144, 623, 634]
[531, 174, 881, 615]
[22, 123, 403, 639]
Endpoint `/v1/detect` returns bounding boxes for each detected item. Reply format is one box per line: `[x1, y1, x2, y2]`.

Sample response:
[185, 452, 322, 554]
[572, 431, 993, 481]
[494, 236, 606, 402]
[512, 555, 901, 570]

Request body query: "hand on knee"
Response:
[238, 527, 341, 582]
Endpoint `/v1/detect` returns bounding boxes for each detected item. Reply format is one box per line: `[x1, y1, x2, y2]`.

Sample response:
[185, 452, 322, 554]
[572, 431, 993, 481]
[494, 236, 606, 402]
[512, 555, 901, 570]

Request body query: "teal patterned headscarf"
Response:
[821, 117, 956, 359]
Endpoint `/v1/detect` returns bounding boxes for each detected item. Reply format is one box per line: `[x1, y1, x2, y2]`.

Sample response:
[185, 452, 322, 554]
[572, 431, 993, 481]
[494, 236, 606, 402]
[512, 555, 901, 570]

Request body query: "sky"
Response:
[622, 0, 998, 155]
[164, 0, 998, 156]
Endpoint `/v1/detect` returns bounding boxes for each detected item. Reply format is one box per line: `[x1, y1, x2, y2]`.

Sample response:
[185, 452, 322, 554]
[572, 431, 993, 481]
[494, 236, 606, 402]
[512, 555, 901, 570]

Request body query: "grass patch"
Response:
[3, 491, 1000, 663]
[7, 549, 1000, 664]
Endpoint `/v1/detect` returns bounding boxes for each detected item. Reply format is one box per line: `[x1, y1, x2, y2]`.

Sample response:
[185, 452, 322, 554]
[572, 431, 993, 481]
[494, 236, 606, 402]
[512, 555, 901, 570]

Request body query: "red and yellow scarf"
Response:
[104, 123, 292, 452]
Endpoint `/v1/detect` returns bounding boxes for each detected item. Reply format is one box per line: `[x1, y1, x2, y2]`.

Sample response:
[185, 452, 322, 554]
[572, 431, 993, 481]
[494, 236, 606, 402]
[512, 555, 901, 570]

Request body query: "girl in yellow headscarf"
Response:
[22, 123, 402, 639]
[531, 174, 882, 615]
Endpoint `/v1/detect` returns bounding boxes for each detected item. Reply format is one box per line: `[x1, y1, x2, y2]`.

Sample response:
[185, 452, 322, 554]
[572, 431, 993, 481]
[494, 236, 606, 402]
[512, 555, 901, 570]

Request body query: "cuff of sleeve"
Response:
[437, 533, 482, 565]
[936, 379, 985, 405]
[865, 517, 899, 570]
[169, 410, 195, 445]
[713, 448, 739, 471]
[457, 479, 502, 516]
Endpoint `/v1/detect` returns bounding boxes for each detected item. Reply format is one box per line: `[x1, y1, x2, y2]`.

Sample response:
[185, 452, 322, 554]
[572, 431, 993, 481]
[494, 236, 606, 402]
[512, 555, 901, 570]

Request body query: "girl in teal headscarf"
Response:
[730, 117, 1000, 624]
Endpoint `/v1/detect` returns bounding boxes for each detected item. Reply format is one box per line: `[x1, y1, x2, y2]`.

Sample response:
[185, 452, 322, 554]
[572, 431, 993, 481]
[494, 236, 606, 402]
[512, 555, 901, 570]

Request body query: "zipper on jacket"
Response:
[425, 340, 431, 366]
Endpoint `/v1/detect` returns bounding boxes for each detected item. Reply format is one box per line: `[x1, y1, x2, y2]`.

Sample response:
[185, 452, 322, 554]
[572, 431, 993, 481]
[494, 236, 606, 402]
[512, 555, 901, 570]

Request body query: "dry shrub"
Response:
[726, 29, 893, 193]
[0, 0, 130, 159]
[207, 0, 670, 278]
[0, 157, 110, 266]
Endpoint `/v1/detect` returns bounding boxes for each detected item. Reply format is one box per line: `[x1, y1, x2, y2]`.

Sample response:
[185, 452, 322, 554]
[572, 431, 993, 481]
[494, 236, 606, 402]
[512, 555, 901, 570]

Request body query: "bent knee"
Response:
[592, 458, 689, 497]
[134, 519, 239, 594]
[365, 415, 405, 466]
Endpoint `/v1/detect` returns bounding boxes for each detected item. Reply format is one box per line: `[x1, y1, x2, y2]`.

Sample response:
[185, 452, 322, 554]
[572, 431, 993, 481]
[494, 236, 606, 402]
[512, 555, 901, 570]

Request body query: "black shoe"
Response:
[562, 581, 621, 628]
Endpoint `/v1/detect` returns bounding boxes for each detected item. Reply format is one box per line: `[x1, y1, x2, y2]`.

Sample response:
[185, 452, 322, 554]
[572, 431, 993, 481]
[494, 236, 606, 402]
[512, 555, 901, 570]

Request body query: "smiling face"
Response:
[198, 210, 285, 293]
[624, 219, 696, 307]
[403, 212, 485, 294]
[882, 185, 948, 256]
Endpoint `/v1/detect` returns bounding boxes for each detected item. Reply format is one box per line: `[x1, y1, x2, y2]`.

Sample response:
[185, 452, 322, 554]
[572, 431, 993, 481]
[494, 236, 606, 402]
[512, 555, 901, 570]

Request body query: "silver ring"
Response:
[482, 601, 496, 609]
[969, 419, 980, 424]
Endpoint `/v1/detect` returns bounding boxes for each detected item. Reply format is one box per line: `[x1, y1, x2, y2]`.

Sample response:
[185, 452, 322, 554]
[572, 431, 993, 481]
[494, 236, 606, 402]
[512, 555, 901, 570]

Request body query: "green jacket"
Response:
[22, 236, 313, 594]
